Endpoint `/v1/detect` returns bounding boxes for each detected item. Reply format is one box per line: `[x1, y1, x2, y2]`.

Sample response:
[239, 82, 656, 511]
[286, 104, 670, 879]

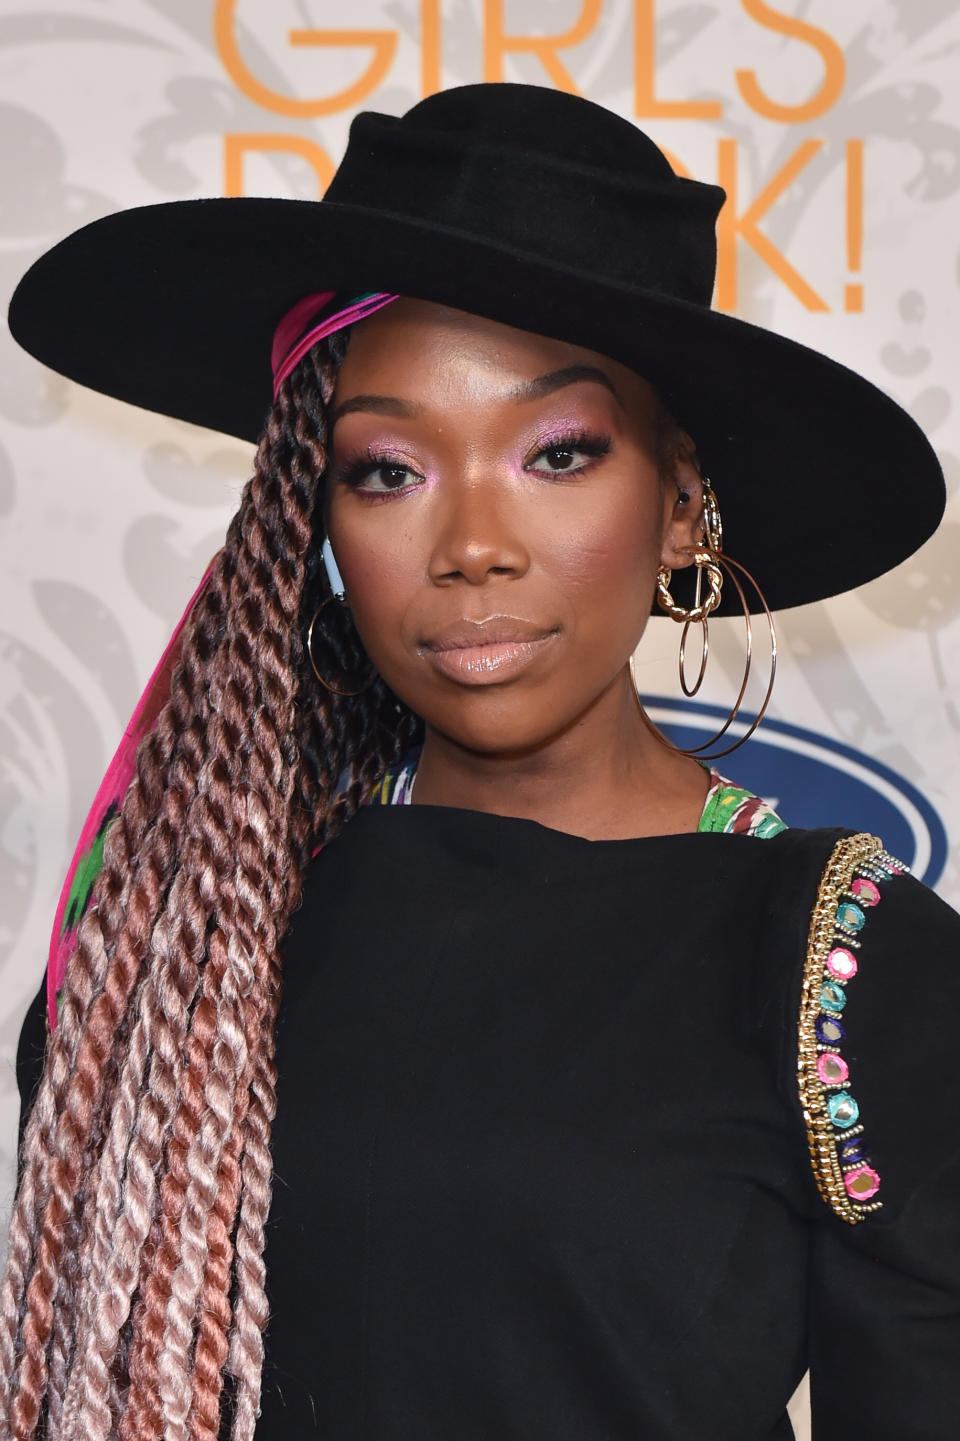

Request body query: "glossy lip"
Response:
[418, 616, 560, 685]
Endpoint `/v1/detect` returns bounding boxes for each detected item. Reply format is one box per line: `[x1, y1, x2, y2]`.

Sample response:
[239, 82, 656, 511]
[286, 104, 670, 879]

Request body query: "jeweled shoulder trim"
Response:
[797, 833, 908, 1225]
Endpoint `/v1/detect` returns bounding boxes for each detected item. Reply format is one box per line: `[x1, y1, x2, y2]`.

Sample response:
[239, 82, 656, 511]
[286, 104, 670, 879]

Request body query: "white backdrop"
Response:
[2, 5, 959, 1434]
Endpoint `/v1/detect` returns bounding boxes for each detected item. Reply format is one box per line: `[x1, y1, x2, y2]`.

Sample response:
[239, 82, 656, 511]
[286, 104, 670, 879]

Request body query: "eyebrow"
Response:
[327, 363, 623, 428]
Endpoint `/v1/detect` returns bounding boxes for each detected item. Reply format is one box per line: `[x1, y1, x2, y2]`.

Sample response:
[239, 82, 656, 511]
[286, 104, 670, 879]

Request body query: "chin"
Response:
[420, 694, 587, 759]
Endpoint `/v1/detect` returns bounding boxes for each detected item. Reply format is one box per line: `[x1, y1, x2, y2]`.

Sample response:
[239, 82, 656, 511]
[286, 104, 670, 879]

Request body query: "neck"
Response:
[408, 672, 710, 840]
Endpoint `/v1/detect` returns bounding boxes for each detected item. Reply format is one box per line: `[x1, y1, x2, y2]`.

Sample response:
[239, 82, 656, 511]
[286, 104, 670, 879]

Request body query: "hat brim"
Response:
[8, 196, 944, 615]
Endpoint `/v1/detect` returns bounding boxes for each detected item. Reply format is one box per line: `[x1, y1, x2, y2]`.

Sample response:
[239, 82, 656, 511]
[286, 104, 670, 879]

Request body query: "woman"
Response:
[5, 82, 959, 1441]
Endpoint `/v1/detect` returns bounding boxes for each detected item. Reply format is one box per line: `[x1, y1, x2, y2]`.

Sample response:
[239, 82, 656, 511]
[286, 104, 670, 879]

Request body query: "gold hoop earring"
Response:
[645, 480, 777, 761]
[656, 549, 723, 624]
[306, 597, 377, 697]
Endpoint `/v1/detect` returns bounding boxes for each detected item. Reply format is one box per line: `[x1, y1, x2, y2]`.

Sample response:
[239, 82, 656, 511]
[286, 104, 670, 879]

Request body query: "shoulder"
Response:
[780, 832, 960, 1225]
[821, 849, 960, 1221]
[715, 821, 960, 1226]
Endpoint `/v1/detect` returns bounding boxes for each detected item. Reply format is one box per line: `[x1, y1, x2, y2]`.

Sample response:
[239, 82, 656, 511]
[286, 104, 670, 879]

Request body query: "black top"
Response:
[16, 804, 960, 1439]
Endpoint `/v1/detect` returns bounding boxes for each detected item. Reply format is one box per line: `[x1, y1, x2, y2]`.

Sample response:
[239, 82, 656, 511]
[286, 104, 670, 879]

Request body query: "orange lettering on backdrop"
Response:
[715, 138, 829, 312]
[483, 0, 603, 93]
[735, 0, 844, 122]
[214, 0, 396, 118]
[845, 138, 864, 312]
[633, 0, 722, 118]
[422, 0, 442, 96]
[223, 134, 335, 196]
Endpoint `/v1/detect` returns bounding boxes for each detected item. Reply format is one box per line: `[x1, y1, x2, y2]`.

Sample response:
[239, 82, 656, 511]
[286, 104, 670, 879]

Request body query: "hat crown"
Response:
[323, 83, 724, 307]
[394, 83, 676, 183]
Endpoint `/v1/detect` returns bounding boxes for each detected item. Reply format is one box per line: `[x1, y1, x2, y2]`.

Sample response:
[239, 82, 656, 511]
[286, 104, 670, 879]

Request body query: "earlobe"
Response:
[661, 466, 706, 571]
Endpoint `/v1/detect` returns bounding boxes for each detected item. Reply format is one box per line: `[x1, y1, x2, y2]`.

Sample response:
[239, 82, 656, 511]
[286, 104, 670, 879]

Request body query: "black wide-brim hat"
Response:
[8, 82, 944, 614]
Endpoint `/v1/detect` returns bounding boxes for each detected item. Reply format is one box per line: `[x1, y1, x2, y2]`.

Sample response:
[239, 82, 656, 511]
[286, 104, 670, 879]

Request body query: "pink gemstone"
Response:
[817, 1052, 850, 1085]
[827, 947, 858, 980]
[844, 1165, 881, 1201]
[851, 877, 881, 906]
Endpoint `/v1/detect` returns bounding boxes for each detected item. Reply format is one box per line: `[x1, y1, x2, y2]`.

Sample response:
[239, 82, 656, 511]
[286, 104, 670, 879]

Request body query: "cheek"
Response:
[543, 490, 663, 620]
[325, 512, 422, 666]
[341, 537, 412, 601]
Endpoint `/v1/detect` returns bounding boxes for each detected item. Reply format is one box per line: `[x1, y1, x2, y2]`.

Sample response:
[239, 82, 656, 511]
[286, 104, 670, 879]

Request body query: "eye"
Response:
[336, 458, 423, 494]
[526, 430, 611, 477]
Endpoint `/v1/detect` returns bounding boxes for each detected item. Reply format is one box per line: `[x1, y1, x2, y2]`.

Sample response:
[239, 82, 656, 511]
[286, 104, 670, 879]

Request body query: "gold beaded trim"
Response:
[798, 832, 893, 1225]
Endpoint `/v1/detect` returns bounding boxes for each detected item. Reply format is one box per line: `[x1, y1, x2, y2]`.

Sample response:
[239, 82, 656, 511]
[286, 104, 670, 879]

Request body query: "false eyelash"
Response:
[531, 429, 612, 468]
[331, 450, 423, 493]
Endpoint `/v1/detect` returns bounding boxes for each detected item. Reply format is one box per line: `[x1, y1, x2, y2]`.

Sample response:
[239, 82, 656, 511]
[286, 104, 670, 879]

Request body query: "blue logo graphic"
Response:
[644, 697, 948, 888]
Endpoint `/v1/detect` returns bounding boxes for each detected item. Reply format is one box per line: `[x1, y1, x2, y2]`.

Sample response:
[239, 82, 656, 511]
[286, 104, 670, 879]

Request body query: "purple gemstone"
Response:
[839, 1139, 867, 1164]
[816, 1014, 846, 1045]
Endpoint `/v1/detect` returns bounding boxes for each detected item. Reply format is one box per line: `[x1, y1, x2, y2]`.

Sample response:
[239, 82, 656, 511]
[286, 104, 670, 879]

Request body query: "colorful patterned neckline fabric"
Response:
[370, 756, 789, 840]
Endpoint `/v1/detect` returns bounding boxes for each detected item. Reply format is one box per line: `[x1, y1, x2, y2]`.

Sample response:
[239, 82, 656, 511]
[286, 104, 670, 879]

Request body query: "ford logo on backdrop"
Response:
[645, 697, 949, 888]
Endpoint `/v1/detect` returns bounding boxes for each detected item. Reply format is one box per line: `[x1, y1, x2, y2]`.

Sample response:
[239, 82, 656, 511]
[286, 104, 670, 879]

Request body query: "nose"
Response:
[427, 479, 531, 586]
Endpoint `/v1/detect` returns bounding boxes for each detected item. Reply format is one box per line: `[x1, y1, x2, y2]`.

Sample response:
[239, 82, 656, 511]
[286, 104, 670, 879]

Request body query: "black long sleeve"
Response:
[11, 815, 960, 1438]
[14, 974, 48, 1159]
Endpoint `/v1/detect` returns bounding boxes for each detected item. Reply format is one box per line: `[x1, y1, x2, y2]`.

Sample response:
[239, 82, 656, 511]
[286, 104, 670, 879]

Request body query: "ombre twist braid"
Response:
[0, 330, 419, 1441]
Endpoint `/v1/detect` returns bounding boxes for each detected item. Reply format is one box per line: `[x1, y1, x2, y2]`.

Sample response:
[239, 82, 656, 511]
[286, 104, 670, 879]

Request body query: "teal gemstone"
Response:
[836, 901, 865, 932]
[827, 1091, 860, 1128]
[820, 982, 847, 1012]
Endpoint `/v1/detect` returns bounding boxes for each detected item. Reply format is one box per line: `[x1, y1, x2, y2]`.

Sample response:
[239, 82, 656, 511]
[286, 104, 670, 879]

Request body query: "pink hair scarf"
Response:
[271, 290, 398, 397]
[46, 290, 397, 1031]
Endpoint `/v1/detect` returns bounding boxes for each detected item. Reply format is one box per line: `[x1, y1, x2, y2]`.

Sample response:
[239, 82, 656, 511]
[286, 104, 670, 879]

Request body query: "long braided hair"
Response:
[0, 331, 419, 1440]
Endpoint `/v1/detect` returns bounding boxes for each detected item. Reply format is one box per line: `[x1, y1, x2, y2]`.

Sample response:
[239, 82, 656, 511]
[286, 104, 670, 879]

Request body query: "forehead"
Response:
[333, 297, 656, 413]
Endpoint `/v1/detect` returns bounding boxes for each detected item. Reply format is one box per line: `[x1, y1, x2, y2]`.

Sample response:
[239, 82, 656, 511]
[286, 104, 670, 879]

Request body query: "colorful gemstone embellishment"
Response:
[826, 1090, 859, 1127]
[815, 1015, 845, 1045]
[850, 877, 881, 907]
[797, 834, 908, 1225]
[826, 947, 858, 981]
[819, 981, 847, 1012]
[836, 900, 866, 933]
[844, 1165, 881, 1200]
[817, 1053, 850, 1086]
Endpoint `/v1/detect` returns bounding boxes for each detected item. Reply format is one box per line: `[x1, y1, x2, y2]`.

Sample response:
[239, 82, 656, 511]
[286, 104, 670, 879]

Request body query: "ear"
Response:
[660, 430, 706, 570]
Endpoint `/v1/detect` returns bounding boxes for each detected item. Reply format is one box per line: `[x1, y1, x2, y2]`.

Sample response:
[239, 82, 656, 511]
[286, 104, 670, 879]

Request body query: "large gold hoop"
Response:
[306, 597, 377, 697]
[676, 551, 777, 759]
[643, 480, 777, 761]
[679, 612, 710, 697]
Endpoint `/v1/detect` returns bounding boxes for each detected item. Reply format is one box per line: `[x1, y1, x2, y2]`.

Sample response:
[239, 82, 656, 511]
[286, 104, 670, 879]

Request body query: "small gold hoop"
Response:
[702, 479, 723, 554]
[306, 597, 376, 697]
[656, 549, 723, 624]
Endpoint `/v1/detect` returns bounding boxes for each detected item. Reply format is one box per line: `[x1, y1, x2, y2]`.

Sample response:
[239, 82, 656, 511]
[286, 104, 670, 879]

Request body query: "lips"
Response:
[421, 617, 557, 652]
[419, 616, 559, 685]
